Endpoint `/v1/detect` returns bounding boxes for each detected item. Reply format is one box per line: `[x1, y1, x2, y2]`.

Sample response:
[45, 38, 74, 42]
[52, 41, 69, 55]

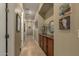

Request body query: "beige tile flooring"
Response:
[20, 36, 46, 56]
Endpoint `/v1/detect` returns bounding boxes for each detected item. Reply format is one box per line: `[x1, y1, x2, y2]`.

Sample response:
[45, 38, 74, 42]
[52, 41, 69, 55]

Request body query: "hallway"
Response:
[1, 3, 79, 56]
[20, 37, 46, 56]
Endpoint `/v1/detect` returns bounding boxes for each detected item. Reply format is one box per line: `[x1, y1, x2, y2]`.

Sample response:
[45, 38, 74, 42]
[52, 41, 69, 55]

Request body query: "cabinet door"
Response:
[43, 37, 47, 54]
[47, 38, 54, 56]
[40, 35, 43, 49]
[41, 36, 44, 49]
[39, 35, 41, 46]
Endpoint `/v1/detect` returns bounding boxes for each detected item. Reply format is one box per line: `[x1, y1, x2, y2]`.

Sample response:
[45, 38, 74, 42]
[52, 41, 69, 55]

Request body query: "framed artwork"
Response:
[59, 3, 71, 16]
[16, 13, 21, 32]
[48, 20, 54, 33]
[59, 16, 70, 30]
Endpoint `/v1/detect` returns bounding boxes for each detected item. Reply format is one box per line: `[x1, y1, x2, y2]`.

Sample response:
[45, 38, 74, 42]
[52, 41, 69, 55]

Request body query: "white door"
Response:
[0, 3, 6, 56]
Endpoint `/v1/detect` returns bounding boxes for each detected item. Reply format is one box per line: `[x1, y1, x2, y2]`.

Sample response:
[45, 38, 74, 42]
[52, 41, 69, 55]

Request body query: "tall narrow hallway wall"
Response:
[54, 3, 79, 56]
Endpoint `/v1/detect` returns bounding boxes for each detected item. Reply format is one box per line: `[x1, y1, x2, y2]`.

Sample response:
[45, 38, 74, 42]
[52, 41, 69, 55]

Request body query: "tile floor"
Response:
[20, 36, 46, 56]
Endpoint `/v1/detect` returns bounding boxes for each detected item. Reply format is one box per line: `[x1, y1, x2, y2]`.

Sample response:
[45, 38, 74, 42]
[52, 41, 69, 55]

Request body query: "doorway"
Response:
[23, 20, 34, 46]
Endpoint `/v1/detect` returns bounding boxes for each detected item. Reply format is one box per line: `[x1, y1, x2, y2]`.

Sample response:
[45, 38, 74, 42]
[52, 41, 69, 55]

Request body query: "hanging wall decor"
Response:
[59, 3, 71, 30]
[59, 16, 70, 30]
[16, 13, 21, 32]
[59, 3, 71, 16]
[48, 20, 54, 33]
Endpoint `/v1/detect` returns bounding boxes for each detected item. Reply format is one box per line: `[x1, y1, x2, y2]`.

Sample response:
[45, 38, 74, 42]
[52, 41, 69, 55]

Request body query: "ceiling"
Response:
[23, 3, 40, 20]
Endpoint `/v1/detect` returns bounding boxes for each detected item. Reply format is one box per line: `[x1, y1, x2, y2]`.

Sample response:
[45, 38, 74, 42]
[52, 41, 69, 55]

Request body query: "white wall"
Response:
[34, 13, 45, 43]
[34, 4, 44, 43]
[0, 3, 6, 56]
[0, 3, 16, 56]
[21, 12, 24, 48]
[8, 4, 16, 56]
[54, 3, 79, 56]
[0, 3, 23, 56]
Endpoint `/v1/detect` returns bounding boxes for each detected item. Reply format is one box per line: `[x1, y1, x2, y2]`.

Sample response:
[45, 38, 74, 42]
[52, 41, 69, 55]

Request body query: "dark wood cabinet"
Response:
[43, 36, 48, 54]
[47, 37, 54, 56]
[39, 34, 54, 56]
[39, 35, 41, 46]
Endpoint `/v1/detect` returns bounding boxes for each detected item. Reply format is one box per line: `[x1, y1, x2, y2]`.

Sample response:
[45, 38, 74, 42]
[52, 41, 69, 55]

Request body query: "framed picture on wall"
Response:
[59, 3, 71, 16]
[59, 16, 70, 30]
[48, 20, 54, 33]
[16, 13, 21, 32]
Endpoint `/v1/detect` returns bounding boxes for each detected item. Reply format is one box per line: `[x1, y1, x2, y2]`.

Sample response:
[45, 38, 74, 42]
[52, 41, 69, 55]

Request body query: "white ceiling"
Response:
[23, 3, 40, 20]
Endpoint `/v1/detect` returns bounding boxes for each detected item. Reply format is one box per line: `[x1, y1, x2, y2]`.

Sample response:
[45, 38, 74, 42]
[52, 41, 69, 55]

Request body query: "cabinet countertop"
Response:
[39, 34, 54, 39]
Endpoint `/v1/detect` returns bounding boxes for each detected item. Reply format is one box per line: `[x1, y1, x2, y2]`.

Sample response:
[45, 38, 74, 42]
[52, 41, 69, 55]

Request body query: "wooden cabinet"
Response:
[39, 34, 54, 56]
[39, 35, 41, 46]
[47, 37, 54, 56]
[43, 36, 48, 54]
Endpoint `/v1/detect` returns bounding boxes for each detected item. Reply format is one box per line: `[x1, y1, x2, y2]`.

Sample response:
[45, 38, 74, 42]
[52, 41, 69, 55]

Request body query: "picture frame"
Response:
[59, 3, 71, 16]
[16, 13, 21, 32]
[59, 16, 70, 30]
[48, 20, 54, 33]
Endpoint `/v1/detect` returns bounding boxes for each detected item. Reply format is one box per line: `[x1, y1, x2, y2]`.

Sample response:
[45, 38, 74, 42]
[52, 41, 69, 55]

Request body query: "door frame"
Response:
[5, 3, 9, 56]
